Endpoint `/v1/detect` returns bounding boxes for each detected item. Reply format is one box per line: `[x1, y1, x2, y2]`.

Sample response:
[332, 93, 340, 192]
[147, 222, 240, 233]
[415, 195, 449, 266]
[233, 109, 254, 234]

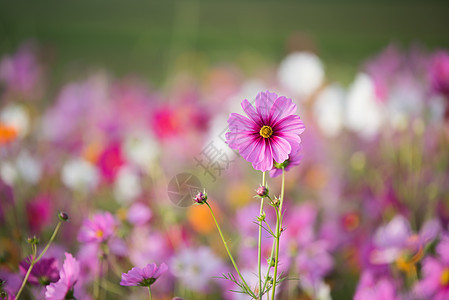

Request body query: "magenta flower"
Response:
[414, 236, 449, 300]
[430, 51, 449, 98]
[120, 263, 168, 287]
[269, 146, 303, 178]
[19, 256, 59, 286]
[354, 271, 400, 300]
[226, 91, 305, 172]
[78, 212, 118, 244]
[45, 253, 80, 300]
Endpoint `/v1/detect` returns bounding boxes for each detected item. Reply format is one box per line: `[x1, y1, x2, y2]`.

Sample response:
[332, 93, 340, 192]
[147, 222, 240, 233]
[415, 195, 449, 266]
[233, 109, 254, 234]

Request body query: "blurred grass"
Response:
[0, 0, 448, 87]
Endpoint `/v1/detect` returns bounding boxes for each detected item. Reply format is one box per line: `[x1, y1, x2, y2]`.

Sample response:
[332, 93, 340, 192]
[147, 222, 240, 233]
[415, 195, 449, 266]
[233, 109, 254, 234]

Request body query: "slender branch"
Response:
[271, 169, 285, 299]
[258, 171, 267, 298]
[36, 222, 62, 261]
[206, 202, 255, 298]
[148, 286, 152, 300]
[16, 221, 62, 299]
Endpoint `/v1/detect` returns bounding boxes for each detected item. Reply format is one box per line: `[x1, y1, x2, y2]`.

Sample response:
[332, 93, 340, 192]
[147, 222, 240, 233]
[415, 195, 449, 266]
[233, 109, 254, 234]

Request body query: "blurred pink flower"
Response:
[414, 236, 449, 300]
[430, 51, 449, 99]
[97, 143, 125, 183]
[120, 263, 168, 287]
[354, 271, 399, 300]
[127, 202, 152, 226]
[26, 195, 53, 233]
[226, 91, 305, 171]
[45, 253, 80, 300]
[19, 257, 59, 286]
[78, 212, 118, 244]
[0, 43, 42, 97]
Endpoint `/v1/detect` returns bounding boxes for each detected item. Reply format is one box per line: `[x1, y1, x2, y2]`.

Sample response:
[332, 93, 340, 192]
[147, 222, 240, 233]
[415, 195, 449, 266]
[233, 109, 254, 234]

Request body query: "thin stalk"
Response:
[15, 247, 37, 299]
[94, 254, 104, 300]
[36, 222, 62, 261]
[271, 169, 285, 300]
[206, 202, 254, 297]
[148, 286, 152, 300]
[258, 171, 267, 298]
[16, 221, 62, 299]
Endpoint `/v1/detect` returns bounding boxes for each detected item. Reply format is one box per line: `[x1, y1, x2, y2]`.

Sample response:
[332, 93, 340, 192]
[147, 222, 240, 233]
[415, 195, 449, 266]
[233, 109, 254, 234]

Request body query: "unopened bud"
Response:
[193, 191, 208, 204]
[256, 185, 269, 197]
[58, 211, 69, 222]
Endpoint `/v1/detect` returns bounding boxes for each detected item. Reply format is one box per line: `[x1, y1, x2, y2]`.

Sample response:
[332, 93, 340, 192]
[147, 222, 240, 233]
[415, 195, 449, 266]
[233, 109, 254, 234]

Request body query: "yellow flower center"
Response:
[441, 269, 449, 286]
[96, 230, 104, 238]
[259, 126, 273, 138]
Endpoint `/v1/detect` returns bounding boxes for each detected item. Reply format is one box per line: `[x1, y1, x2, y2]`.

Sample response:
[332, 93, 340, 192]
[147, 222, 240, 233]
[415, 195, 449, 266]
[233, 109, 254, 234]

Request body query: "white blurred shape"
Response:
[114, 166, 141, 204]
[313, 84, 345, 137]
[345, 73, 384, 139]
[278, 52, 325, 99]
[0, 161, 18, 185]
[123, 131, 158, 172]
[16, 151, 42, 184]
[0, 104, 29, 137]
[61, 158, 99, 193]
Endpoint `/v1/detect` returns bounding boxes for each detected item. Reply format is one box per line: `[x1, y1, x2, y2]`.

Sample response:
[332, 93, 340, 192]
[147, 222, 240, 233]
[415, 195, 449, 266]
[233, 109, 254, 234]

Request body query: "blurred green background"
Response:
[1, 0, 448, 86]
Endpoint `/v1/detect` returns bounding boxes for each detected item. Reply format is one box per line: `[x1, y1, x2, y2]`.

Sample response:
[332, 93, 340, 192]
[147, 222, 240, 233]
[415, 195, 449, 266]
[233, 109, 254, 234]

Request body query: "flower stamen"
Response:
[259, 126, 273, 138]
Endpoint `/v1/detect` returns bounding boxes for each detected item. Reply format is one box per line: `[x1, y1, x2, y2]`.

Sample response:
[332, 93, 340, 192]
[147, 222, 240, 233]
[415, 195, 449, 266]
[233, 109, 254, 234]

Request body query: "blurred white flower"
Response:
[0, 104, 29, 137]
[114, 166, 141, 204]
[16, 151, 42, 184]
[386, 83, 424, 130]
[123, 131, 158, 172]
[301, 279, 332, 300]
[278, 52, 325, 99]
[61, 158, 99, 193]
[171, 247, 223, 292]
[0, 161, 18, 185]
[345, 73, 385, 139]
[313, 84, 345, 137]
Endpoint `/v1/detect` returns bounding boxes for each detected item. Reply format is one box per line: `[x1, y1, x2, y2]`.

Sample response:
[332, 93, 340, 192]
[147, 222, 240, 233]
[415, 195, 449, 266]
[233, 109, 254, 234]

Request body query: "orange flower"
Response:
[187, 201, 220, 234]
[0, 123, 18, 144]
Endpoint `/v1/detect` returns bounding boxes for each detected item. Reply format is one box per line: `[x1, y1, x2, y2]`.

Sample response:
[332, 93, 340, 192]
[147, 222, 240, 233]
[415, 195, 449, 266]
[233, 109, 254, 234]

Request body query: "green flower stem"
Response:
[206, 202, 254, 297]
[36, 221, 62, 261]
[257, 171, 267, 298]
[16, 221, 62, 299]
[271, 169, 285, 300]
[148, 286, 152, 300]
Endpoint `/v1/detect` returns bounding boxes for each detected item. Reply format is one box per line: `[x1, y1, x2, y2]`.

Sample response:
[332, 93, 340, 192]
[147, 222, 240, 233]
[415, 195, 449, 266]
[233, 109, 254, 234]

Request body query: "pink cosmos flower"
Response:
[269, 146, 303, 177]
[226, 91, 305, 172]
[354, 271, 400, 300]
[414, 236, 449, 300]
[19, 257, 59, 286]
[430, 51, 449, 98]
[45, 253, 80, 300]
[78, 212, 118, 244]
[120, 263, 168, 287]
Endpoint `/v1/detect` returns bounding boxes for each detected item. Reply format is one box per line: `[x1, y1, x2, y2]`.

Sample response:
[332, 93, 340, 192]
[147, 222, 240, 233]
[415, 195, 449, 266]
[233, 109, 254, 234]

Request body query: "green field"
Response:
[1, 0, 448, 86]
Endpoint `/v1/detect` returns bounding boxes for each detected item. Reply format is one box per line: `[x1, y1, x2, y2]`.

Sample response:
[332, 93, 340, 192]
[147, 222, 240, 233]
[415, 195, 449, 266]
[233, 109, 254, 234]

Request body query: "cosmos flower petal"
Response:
[270, 96, 297, 121]
[240, 137, 265, 164]
[274, 115, 305, 134]
[253, 141, 273, 171]
[241, 99, 261, 124]
[278, 132, 302, 154]
[270, 136, 291, 164]
[227, 113, 257, 132]
[255, 91, 277, 124]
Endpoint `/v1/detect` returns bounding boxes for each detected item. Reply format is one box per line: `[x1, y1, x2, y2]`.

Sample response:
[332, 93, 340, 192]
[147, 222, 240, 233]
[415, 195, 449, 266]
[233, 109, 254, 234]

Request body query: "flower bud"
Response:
[193, 191, 207, 204]
[27, 236, 39, 244]
[58, 211, 69, 222]
[256, 185, 268, 197]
